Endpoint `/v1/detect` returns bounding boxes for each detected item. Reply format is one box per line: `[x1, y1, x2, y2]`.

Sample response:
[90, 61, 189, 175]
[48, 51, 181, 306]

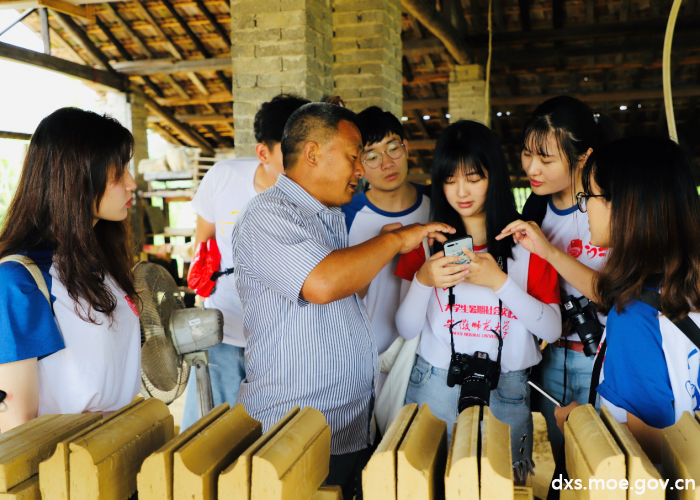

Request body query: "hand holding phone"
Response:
[444, 236, 474, 264]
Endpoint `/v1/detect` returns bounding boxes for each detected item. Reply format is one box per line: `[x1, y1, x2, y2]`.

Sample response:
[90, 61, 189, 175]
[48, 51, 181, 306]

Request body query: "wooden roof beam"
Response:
[111, 56, 231, 75]
[147, 113, 231, 124]
[102, 3, 154, 58]
[158, 0, 230, 92]
[0, 40, 126, 90]
[401, 0, 471, 64]
[52, 11, 114, 70]
[143, 92, 215, 154]
[192, 0, 230, 48]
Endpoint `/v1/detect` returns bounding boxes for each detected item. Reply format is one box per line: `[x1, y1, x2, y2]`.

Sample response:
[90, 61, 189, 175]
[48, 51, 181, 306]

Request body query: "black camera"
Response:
[447, 349, 502, 413]
[562, 295, 604, 357]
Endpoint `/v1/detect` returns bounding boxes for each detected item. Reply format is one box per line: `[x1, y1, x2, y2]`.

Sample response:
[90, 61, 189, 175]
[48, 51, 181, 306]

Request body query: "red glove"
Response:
[188, 239, 222, 297]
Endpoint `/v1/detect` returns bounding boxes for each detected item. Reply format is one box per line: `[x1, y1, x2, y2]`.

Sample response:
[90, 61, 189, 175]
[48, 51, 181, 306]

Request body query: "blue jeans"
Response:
[180, 343, 246, 432]
[405, 356, 533, 473]
[537, 345, 596, 453]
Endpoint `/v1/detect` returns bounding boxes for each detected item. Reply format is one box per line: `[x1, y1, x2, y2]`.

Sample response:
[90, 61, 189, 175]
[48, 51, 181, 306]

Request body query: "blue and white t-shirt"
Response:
[0, 247, 141, 415]
[341, 184, 430, 355]
[597, 297, 700, 428]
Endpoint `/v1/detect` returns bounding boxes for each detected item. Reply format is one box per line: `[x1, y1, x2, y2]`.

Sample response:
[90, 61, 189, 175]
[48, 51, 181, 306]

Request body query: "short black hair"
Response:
[254, 94, 311, 148]
[281, 102, 360, 170]
[356, 106, 406, 147]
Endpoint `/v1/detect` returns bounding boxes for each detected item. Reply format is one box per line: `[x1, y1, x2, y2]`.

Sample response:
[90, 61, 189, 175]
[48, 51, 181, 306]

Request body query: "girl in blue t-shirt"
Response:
[0, 108, 140, 433]
[554, 136, 700, 462]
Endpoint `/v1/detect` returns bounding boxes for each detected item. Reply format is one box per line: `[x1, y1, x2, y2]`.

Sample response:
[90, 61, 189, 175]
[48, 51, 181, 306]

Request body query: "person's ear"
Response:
[302, 141, 320, 168]
[255, 142, 270, 164]
[578, 147, 594, 168]
[403, 139, 410, 157]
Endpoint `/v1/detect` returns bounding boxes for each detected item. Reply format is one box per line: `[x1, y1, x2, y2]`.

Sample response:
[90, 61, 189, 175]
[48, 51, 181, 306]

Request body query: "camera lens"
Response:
[457, 378, 491, 413]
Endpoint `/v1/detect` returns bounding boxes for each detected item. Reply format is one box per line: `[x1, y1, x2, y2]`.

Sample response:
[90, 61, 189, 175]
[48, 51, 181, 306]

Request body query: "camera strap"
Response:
[447, 254, 508, 361]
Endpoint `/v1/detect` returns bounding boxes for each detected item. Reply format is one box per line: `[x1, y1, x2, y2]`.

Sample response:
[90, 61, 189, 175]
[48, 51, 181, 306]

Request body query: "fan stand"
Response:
[184, 351, 215, 417]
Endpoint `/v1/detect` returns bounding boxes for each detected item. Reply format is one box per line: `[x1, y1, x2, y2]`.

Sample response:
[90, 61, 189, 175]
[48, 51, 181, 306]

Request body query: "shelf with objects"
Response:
[134, 147, 223, 305]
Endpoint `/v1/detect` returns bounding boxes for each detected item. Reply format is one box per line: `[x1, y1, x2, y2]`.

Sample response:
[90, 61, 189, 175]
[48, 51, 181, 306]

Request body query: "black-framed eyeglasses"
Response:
[361, 142, 406, 169]
[0, 390, 6, 412]
[576, 192, 608, 213]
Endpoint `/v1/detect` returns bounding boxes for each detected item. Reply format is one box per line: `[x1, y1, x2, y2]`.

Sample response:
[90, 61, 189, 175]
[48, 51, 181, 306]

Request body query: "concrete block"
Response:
[0, 476, 39, 500]
[480, 406, 513, 500]
[69, 398, 174, 500]
[218, 407, 300, 500]
[40, 399, 143, 500]
[564, 404, 625, 500]
[0, 414, 101, 493]
[662, 412, 700, 500]
[173, 405, 261, 500]
[235, 28, 281, 44]
[230, 0, 281, 14]
[310, 486, 343, 499]
[362, 404, 418, 499]
[137, 403, 229, 500]
[444, 406, 479, 500]
[251, 407, 330, 500]
[450, 64, 485, 83]
[600, 406, 663, 500]
[256, 11, 306, 29]
[397, 404, 446, 500]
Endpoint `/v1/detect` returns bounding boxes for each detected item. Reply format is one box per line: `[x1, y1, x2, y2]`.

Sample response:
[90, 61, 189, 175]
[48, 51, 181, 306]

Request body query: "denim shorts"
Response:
[180, 343, 246, 432]
[405, 355, 533, 471]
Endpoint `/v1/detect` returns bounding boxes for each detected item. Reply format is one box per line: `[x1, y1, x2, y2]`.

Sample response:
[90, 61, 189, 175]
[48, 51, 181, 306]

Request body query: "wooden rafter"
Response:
[0, 40, 126, 90]
[191, 0, 230, 48]
[143, 93, 214, 154]
[401, 0, 471, 64]
[111, 56, 231, 75]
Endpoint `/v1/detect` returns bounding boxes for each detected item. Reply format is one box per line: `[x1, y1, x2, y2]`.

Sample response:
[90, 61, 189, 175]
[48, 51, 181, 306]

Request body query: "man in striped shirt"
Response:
[232, 102, 453, 497]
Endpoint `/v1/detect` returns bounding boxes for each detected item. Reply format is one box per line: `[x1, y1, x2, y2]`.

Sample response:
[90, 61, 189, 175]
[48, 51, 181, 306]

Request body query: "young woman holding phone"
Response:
[394, 120, 562, 480]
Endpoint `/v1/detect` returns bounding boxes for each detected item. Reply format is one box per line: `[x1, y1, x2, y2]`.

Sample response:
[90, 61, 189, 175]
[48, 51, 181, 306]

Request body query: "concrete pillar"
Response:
[127, 91, 149, 169]
[448, 64, 491, 127]
[332, 0, 402, 117]
[231, 0, 334, 156]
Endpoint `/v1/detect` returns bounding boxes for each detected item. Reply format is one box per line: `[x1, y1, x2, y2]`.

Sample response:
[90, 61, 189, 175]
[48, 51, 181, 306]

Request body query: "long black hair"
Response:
[0, 107, 137, 323]
[431, 120, 519, 261]
[582, 136, 700, 321]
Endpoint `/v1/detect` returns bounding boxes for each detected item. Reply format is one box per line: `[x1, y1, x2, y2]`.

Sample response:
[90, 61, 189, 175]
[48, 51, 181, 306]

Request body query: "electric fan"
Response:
[135, 261, 223, 417]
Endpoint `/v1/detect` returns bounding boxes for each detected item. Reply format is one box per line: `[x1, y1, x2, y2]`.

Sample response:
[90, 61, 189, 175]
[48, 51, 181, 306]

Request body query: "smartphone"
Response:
[527, 380, 564, 407]
[444, 236, 474, 264]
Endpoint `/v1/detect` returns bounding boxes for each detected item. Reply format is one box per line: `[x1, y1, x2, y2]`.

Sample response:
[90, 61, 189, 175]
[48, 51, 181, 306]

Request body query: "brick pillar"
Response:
[332, 0, 402, 117]
[231, 0, 334, 156]
[448, 64, 491, 127]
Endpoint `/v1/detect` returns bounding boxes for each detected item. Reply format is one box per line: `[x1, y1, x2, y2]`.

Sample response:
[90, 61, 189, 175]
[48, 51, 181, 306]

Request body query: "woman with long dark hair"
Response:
[394, 120, 562, 480]
[0, 107, 140, 432]
[554, 136, 700, 462]
[498, 96, 618, 451]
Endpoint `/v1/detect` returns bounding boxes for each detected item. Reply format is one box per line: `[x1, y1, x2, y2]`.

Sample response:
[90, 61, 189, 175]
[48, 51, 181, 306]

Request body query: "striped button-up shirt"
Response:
[231, 174, 378, 454]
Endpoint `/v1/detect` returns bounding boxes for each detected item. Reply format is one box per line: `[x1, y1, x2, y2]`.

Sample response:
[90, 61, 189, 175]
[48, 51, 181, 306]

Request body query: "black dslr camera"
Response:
[447, 349, 502, 413]
[562, 295, 604, 357]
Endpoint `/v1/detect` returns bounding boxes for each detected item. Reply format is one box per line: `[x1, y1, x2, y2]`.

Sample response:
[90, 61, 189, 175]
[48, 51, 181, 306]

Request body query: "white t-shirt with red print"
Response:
[540, 196, 608, 336]
[394, 243, 561, 372]
[540, 197, 608, 300]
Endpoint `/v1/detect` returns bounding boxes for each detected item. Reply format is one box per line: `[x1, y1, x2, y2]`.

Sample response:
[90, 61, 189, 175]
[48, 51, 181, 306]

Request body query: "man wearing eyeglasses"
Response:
[341, 106, 431, 400]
